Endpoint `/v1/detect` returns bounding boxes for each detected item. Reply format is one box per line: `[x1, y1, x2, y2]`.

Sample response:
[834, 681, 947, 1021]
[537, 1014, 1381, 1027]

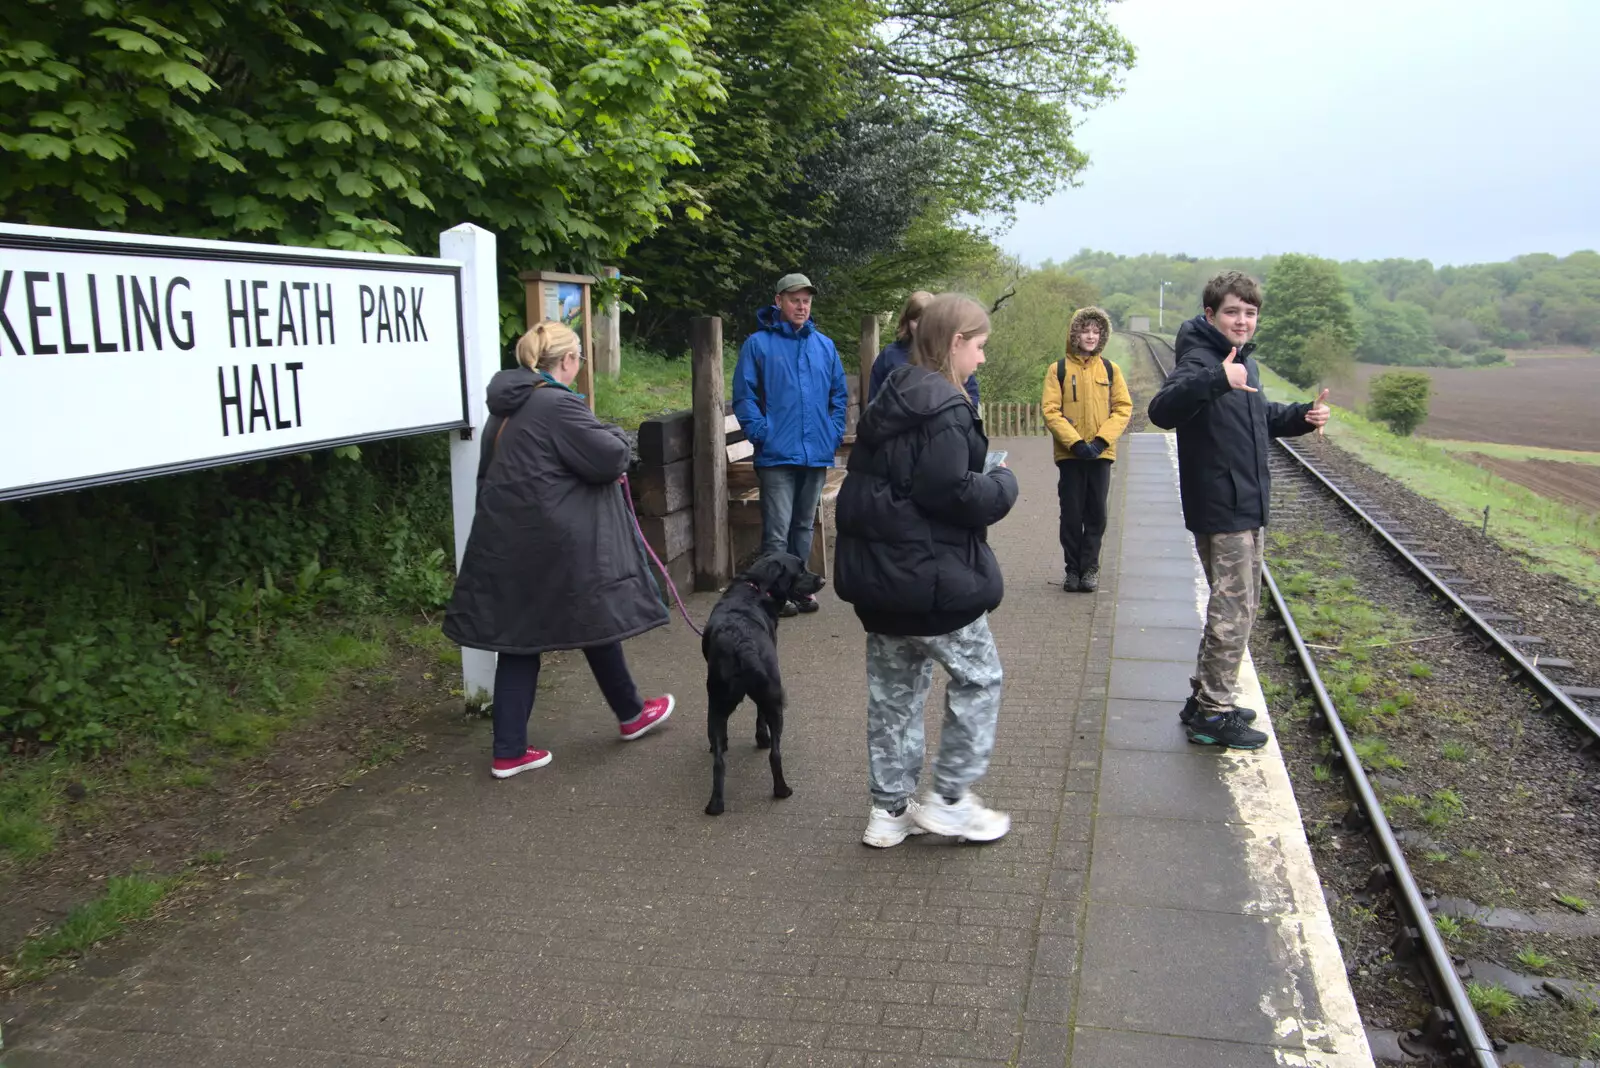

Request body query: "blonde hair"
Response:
[911, 293, 989, 394]
[894, 290, 934, 342]
[515, 320, 580, 372]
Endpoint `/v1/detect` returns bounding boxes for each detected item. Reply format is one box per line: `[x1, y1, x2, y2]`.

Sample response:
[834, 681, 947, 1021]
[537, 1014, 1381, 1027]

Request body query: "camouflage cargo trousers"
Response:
[865, 615, 1003, 810]
[1192, 528, 1264, 714]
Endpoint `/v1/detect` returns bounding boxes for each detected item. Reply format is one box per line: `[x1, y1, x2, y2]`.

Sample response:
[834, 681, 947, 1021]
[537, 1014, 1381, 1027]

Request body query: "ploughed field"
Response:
[1459, 453, 1600, 513]
[1350, 356, 1600, 453]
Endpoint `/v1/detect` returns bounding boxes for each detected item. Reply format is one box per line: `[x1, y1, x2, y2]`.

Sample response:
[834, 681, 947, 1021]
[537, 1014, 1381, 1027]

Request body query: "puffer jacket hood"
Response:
[1068, 307, 1113, 358]
[857, 364, 971, 448]
[486, 367, 546, 416]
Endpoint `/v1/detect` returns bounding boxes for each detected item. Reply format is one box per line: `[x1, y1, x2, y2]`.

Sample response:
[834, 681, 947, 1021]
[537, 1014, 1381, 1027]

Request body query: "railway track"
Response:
[1132, 329, 1600, 1066]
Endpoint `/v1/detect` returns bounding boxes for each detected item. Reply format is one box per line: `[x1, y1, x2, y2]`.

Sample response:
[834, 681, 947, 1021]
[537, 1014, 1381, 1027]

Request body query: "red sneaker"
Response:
[491, 748, 552, 779]
[620, 695, 675, 741]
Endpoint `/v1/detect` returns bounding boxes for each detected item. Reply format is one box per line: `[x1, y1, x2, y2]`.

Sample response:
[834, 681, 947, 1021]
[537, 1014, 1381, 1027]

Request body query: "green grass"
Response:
[1467, 980, 1520, 1018]
[0, 617, 391, 867]
[1555, 893, 1591, 913]
[1256, 362, 1600, 591]
[1517, 945, 1554, 971]
[1429, 438, 1600, 467]
[4, 874, 173, 984]
[592, 342, 739, 430]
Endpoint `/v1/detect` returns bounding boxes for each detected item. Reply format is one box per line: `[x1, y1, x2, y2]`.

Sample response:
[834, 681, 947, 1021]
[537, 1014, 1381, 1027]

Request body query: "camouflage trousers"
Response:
[1191, 528, 1264, 714]
[865, 615, 1003, 810]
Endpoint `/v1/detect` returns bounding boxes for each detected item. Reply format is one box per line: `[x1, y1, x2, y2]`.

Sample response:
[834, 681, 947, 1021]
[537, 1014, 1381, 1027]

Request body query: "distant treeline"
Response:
[1057, 250, 1600, 367]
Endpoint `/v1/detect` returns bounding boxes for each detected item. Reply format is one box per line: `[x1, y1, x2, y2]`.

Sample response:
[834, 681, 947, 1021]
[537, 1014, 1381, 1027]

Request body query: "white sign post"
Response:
[0, 221, 501, 710]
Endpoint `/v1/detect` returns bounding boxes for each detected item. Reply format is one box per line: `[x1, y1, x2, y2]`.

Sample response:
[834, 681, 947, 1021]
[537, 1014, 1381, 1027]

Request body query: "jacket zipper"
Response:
[1071, 375, 1077, 402]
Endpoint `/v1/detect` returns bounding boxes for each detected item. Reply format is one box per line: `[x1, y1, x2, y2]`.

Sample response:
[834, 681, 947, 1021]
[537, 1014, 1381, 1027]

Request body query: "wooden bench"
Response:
[725, 413, 848, 580]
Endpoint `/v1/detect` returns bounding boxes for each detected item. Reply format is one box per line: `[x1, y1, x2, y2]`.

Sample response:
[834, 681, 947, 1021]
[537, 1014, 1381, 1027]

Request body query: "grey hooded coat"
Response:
[443, 368, 669, 655]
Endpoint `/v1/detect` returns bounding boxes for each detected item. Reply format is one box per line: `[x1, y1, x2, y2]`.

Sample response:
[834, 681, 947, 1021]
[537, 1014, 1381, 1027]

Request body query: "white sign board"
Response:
[0, 223, 467, 501]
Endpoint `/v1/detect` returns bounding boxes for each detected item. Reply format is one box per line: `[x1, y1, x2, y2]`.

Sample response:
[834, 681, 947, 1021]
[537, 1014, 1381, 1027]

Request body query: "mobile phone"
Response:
[983, 450, 1008, 473]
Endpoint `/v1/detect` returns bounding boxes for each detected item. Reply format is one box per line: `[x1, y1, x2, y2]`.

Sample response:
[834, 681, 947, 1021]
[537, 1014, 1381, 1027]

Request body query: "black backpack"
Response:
[1055, 355, 1116, 401]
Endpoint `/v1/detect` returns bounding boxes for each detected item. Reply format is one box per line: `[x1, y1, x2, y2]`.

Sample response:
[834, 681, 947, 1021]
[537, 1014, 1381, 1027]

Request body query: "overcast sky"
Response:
[999, 0, 1600, 267]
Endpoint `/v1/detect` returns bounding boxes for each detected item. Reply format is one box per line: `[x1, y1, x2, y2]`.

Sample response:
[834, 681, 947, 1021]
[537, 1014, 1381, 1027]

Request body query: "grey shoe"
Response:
[1078, 567, 1099, 592]
[1063, 570, 1080, 592]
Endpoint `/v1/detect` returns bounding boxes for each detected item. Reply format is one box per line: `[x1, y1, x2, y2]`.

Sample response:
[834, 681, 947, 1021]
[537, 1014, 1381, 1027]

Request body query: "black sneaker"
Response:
[1063, 570, 1080, 592]
[779, 600, 799, 618]
[1078, 567, 1099, 592]
[1179, 697, 1258, 726]
[794, 595, 820, 614]
[1186, 710, 1269, 750]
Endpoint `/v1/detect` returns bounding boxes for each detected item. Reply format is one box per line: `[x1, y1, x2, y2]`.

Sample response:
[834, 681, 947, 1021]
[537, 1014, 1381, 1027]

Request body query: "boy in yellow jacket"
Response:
[1042, 307, 1133, 591]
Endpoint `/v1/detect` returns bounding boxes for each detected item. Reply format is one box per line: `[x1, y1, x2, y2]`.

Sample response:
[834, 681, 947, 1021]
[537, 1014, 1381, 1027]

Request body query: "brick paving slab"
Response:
[3, 433, 1372, 1067]
[2, 435, 1109, 1067]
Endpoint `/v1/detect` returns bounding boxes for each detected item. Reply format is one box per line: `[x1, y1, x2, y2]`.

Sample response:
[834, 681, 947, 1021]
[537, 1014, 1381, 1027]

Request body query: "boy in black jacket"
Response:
[1147, 272, 1330, 749]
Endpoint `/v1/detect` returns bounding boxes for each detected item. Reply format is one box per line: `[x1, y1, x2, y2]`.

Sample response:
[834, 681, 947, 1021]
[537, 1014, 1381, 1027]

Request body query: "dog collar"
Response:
[744, 581, 773, 600]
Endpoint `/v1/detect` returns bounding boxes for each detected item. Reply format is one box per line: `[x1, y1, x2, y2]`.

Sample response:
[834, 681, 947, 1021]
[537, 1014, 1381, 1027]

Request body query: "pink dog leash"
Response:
[620, 473, 704, 637]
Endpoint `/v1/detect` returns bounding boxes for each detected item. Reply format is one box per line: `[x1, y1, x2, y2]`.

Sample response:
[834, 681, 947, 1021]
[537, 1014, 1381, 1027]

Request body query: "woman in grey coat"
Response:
[444, 321, 674, 778]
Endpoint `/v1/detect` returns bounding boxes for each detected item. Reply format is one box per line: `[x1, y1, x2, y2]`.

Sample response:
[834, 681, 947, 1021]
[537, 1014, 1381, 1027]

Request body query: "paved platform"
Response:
[4, 434, 1370, 1067]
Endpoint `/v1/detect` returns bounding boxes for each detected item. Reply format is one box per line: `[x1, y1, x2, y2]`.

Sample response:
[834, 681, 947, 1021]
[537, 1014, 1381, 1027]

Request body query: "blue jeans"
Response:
[757, 464, 829, 564]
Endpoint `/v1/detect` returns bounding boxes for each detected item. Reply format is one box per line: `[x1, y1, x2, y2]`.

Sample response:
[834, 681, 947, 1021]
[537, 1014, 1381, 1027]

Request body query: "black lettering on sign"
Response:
[225, 280, 250, 348]
[270, 364, 292, 429]
[250, 280, 271, 348]
[392, 286, 410, 343]
[167, 278, 194, 351]
[117, 276, 131, 351]
[375, 286, 393, 343]
[130, 276, 161, 351]
[56, 273, 89, 354]
[409, 287, 428, 341]
[218, 365, 244, 436]
[0, 271, 25, 355]
[25, 270, 55, 355]
[247, 364, 271, 431]
[359, 284, 374, 343]
[87, 275, 117, 353]
[314, 284, 333, 345]
[284, 362, 304, 426]
[275, 282, 298, 347]
[292, 282, 311, 346]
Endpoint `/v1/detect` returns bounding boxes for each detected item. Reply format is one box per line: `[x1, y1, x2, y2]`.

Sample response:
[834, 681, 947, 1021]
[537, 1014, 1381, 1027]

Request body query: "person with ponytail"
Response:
[835, 293, 1019, 847]
[444, 321, 675, 779]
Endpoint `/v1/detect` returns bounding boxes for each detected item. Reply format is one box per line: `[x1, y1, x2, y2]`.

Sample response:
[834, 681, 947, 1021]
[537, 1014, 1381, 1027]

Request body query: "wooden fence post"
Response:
[858, 314, 880, 409]
[692, 316, 731, 590]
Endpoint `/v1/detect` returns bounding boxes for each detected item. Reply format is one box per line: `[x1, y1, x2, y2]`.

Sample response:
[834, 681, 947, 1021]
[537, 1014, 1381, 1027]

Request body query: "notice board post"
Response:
[517, 270, 597, 411]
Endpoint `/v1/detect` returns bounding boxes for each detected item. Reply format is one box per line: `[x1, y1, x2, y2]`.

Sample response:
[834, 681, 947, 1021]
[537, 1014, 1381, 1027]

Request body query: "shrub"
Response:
[1368, 371, 1432, 436]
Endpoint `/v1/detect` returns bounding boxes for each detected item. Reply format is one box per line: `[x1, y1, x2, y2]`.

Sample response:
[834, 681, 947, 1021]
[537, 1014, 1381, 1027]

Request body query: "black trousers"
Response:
[491, 645, 642, 759]
[1056, 459, 1113, 572]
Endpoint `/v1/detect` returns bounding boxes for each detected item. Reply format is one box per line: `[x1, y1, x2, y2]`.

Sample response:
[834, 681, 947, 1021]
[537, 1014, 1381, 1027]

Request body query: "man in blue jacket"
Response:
[733, 273, 849, 616]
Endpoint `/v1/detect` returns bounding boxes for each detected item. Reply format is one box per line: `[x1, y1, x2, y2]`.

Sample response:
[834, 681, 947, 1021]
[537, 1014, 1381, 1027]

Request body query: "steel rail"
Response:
[1274, 438, 1600, 743]
[1262, 566, 1500, 1068]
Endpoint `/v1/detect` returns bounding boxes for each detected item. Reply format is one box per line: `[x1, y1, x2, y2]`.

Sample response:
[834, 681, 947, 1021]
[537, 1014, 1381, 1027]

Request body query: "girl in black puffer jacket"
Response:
[835, 294, 1019, 848]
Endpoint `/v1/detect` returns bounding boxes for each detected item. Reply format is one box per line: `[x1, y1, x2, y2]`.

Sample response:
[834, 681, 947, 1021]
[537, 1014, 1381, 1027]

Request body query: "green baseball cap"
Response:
[774, 272, 817, 296]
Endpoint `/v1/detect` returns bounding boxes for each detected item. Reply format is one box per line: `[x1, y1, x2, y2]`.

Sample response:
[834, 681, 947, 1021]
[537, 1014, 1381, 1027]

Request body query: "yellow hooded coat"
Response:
[1042, 307, 1133, 462]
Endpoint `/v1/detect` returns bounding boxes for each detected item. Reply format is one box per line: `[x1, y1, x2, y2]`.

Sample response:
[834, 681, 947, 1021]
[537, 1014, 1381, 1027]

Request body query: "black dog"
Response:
[701, 552, 824, 816]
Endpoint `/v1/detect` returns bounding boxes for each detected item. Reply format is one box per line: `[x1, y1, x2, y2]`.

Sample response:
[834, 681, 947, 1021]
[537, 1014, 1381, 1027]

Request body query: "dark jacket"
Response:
[835, 364, 1018, 636]
[1147, 314, 1317, 534]
[443, 369, 669, 654]
[731, 306, 848, 468]
[869, 338, 980, 407]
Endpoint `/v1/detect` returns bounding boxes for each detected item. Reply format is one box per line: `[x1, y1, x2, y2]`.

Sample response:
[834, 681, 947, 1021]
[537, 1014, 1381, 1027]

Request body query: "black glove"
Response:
[1070, 440, 1096, 461]
[1088, 438, 1107, 458]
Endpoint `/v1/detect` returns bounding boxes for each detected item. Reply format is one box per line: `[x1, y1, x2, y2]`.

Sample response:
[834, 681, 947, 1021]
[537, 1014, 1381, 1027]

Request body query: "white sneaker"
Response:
[862, 801, 929, 848]
[912, 791, 1010, 842]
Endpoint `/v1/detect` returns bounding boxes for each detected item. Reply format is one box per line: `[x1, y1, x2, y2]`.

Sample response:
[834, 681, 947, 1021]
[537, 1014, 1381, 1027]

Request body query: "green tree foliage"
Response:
[0, 0, 722, 337]
[1368, 370, 1432, 437]
[946, 260, 1099, 403]
[624, 0, 1131, 343]
[869, 0, 1133, 217]
[1354, 299, 1437, 365]
[1063, 249, 1600, 364]
[1255, 254, 1356, 388]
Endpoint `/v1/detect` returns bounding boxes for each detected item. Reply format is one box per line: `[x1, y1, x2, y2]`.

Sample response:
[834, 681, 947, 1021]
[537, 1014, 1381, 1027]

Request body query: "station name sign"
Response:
[0, 223, 467, 501]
